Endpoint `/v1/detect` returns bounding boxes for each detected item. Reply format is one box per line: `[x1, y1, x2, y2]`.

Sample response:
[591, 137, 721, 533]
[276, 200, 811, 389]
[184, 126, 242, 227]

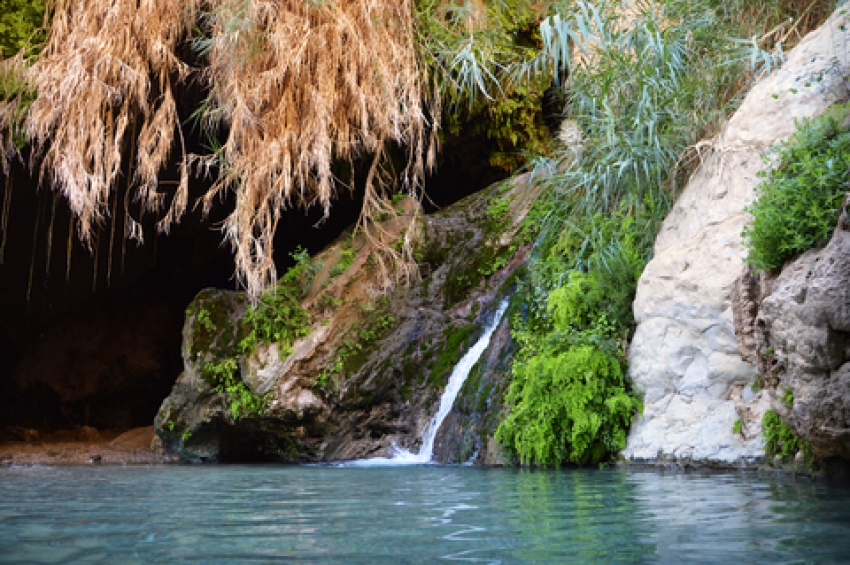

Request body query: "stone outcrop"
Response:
[624, 9, 850, 466]
[155, 177, 539, 463]
[754, 220, 850, 460]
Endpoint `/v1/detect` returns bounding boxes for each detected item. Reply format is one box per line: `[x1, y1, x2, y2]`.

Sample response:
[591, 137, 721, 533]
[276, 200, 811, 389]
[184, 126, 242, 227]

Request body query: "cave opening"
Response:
[0, 107, 510, 436]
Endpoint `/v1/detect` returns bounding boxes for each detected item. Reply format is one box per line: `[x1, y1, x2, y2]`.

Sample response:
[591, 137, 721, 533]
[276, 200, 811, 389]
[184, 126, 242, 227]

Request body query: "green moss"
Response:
[330, 247, 356, 277]
[732, 418, 743, 435]
[188, 291, 242, 361]
[202, 358, 269, 420]
[444, 243, 515, 308]
[327, 312, 397, 379]
[427, 324, 475, 387]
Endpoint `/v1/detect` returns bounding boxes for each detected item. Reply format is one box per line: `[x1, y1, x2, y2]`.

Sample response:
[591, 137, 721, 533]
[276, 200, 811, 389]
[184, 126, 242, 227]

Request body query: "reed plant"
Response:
[493, 0, 835, 466]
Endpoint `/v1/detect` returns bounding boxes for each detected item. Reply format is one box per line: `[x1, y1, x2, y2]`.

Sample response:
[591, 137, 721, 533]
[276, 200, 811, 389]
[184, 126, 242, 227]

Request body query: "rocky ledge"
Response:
[155, 177, 540, 463]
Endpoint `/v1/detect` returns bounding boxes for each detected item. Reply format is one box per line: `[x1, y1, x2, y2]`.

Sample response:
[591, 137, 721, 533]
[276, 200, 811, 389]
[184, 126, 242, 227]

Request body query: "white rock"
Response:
[623, 9, 850, 466]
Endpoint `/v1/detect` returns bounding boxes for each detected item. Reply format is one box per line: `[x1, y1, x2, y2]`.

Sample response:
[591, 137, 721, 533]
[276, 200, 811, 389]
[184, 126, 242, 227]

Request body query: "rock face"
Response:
[431, 308, 516, 464]
[624, 9, 850, 466]
[155, 177, 538, 462]
[753, 223, 850, 460]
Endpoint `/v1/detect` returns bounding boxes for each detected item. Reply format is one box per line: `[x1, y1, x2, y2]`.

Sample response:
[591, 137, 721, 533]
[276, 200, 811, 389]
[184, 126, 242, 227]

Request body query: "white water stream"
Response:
[344, 298, 510, 467]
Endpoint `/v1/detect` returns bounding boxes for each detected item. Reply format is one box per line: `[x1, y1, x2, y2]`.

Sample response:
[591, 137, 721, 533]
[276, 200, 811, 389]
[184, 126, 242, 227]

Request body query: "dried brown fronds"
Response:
[0, 54, 31, 174]
[25, 0, 197, 246]
[200, 0, 438, 297]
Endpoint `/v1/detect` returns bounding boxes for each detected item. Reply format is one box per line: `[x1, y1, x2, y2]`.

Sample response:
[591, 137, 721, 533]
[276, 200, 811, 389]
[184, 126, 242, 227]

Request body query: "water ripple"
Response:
[1, 466, 850, 563]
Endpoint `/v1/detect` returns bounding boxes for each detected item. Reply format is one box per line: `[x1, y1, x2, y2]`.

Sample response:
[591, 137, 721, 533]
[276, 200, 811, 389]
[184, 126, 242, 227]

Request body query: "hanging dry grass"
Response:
[198, 0, 438, 297]
[2, 0, 437, 298]
[25, 0, 198, 247]
[0, 53, 31, 175]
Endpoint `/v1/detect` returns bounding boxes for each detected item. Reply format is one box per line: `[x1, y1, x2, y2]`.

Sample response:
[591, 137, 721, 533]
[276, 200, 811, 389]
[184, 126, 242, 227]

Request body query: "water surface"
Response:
[2, 465, 850, 563]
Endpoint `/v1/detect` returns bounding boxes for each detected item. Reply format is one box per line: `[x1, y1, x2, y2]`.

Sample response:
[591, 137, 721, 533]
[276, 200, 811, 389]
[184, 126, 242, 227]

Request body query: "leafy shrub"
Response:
[239, 248, 312, 354]
[494, 0, 834, 467]
[762, 409, 812, 465]
[202, 358, 268, 420]
[0, 0, 45, 58]
[497, 344, 640, 465]
[743, 108, 850, 270]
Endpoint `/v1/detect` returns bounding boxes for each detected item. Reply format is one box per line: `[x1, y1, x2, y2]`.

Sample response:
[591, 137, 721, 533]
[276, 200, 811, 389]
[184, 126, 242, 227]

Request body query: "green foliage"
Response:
[327, 309, 397, 379]
[762, 409, 812, 465]
[316, 370, 330, 388]
[239, 248, 312, 354]
[732, 418, 743, 435]
[781, 387, 794, 407]
[197, 309, 214, 333]
[493, 0, 826, 466]
[186, 248, 317, 421]
[743, 108, 850, 270]
[202, 358, 269, 420]
[330, 248, 356, 277]
[416, 0, 551, 171]
[497, 344, 640, 465]
[0, 0, 45, 58]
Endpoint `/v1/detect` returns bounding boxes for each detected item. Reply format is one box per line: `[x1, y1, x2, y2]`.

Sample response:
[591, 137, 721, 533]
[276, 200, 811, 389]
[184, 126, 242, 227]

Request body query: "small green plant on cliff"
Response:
[762, 409, 813, 466]
[732, 418, 743, 435]
[743, 106, 850, 270]
[326, 311, 397, 379]
[782, 387, 794, 407]
[188, 248, 315, 421]
[330, 248, 356, 278]
[239, 249, 312, 355]
[202, 358, 269, 420]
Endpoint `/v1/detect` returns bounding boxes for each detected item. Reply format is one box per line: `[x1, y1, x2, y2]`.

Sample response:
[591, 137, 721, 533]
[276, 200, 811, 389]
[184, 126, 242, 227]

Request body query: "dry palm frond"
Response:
[199, 0, 438, 297]
[25, 0, 197, 247]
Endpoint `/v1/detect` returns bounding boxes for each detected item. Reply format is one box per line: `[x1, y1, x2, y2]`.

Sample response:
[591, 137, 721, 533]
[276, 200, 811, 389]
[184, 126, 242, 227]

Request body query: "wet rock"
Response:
[431, 303, 517, 464]
[156, 177, 539, 463]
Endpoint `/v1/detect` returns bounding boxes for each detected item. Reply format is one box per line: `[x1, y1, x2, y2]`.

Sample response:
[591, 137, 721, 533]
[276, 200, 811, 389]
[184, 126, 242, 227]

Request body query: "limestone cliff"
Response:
[624, 9, 850, 466]
[154, 177, 538, 463]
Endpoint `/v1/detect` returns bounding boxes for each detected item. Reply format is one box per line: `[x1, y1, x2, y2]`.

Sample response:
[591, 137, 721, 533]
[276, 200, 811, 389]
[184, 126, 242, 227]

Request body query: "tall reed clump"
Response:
[492, 0, 834, 466]
[196, 0, 438, 296]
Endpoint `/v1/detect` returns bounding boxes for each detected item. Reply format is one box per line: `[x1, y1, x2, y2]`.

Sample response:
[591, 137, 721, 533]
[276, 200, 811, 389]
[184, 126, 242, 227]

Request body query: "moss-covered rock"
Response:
[155, 176, 540, 463]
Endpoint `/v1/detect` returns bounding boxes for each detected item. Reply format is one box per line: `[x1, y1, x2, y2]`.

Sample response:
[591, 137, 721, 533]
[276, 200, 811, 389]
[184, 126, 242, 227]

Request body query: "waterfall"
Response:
[345, 298, 510, 466]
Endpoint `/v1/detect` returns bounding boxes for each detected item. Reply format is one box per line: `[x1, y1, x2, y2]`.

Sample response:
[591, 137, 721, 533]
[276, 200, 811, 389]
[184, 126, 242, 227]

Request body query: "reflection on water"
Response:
[1, 465, 850, 564]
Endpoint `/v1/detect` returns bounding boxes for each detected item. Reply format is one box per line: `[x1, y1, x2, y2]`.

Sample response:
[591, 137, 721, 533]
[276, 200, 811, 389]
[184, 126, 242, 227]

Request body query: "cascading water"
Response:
[346, 298, 510, 466]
